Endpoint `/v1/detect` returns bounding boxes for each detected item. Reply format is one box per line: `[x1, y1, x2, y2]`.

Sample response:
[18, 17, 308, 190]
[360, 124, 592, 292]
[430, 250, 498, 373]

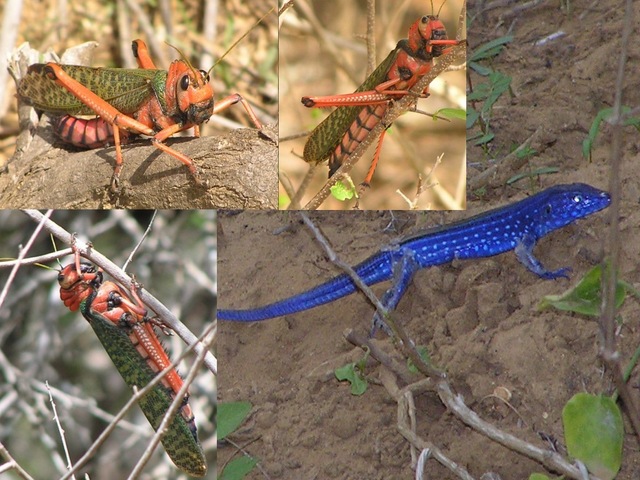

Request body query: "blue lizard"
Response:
[218, 184, 610, 325]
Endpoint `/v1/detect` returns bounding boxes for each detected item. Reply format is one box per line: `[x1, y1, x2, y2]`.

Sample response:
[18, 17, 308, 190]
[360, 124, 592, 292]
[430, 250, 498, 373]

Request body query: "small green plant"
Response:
[467, 35, 513, 150]
[335, 348, 371, 395]
[582, 106, 640, 160]
[218, 401, 258, 480]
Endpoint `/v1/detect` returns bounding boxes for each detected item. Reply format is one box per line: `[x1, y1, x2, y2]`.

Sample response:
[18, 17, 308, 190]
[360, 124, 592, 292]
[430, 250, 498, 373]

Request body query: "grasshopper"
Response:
[302, 13, 463, 184]
[18, 39, 262, 192]
[58, 257, 207, 476]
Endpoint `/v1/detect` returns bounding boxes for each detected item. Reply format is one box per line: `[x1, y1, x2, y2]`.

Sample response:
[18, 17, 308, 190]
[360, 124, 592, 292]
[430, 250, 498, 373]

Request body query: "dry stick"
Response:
[32, 378, 147, 435]
[123, 210, 157, 272]
[437, 381, 599, 480]
[375, 354, 474, 478]
[299, 213, 445, 379]
[0, 442, 36, 480]
[21, 210, 218, 375]
[365, 0, 376, 76]
[304, 41, 466, 210]
[279, 0, 295, 17]
[0, 250, 72, 269]
[396, 384, 474, 480]
[45, 382, 76, 480]
[59, 324, 214, 480]
[0, 210, 53, 311]
[600, 0, 640, 441]
[344, 329, 417, 385]
[286, 163, 320, 210]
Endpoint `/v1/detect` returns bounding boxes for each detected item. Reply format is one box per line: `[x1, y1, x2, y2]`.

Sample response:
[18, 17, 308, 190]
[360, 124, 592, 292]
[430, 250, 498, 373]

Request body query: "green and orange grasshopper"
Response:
[16, 39, 262, 192]
[58, 250, 208, 476]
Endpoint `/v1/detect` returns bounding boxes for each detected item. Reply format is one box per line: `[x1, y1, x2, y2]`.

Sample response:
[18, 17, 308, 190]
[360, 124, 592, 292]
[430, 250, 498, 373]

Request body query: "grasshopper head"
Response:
[167, 60, 215, 125]
[408, 15, 449, 56]
[58, 262, 102, 312]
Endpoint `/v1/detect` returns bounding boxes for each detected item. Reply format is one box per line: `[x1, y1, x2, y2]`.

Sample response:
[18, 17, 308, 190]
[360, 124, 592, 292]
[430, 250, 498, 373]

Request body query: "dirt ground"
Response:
[217, 1, 640, 479]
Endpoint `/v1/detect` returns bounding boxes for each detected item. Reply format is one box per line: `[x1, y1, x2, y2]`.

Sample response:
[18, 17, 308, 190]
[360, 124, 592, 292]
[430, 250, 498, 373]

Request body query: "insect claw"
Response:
[110, 174, 121, 193]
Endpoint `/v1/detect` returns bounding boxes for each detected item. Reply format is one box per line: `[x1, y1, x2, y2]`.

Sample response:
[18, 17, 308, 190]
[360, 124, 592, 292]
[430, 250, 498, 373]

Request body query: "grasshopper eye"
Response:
[180, 74, 190, 91]
[200, 69, 210, 82]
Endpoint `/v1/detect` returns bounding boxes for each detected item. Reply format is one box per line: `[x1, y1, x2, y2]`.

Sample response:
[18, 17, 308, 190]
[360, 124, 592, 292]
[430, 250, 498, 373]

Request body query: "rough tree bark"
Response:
[0, 123, 278, 209]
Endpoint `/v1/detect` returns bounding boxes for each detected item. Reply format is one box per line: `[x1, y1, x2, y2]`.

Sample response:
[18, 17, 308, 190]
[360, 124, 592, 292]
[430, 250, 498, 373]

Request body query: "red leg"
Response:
[131, 40, 158, 69]
[213, 93, 262, 129]
[362, 129, 387, 187]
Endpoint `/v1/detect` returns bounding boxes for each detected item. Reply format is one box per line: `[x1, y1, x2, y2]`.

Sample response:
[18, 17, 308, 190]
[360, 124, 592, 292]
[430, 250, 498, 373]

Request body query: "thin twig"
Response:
[0, 442, 35, 480]
[123, 210, 157, 272]
[599, 0, 640, 441]
[45, 382, 76, 480]
[437, 381, 599, 479]
[0, 210, 53, 311]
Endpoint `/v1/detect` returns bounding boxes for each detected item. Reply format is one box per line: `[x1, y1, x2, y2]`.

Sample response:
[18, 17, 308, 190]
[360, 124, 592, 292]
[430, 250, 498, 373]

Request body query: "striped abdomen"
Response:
[327, 103, 388, 176]
[53, 115, 132, 149]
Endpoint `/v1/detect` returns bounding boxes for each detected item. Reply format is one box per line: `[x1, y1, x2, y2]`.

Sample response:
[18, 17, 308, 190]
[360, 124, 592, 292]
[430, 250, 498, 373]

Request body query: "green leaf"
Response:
[335, 363, 368, 395]
[279, 193, 290, 209]
[407, 346, 431, 374]
[468, 61, 492, 76]
[538, 265, 627, 316]
[330, 179, 356, 201]
[528, 474, 552, 480]
[469, 35, 514, 62]
[219, 456, 259, 480]
[433, 107, 466, 121]
[562, 393, 623, 479]
[218, 401, 252, 440]
[466, 107, 480, 129]
[582, 106, 640, 160]
[506, 167, 558, 185]
[472, 132, 495, 146]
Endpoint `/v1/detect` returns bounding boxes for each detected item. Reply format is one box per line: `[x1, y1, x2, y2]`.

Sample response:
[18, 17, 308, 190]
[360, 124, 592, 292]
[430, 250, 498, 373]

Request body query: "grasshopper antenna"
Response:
[437, 0, 447, 17]
[207, 6, 275, 77]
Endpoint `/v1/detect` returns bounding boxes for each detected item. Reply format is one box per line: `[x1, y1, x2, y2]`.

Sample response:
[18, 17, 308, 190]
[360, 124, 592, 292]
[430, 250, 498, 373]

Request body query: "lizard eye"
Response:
[572, 194, 583, 204]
